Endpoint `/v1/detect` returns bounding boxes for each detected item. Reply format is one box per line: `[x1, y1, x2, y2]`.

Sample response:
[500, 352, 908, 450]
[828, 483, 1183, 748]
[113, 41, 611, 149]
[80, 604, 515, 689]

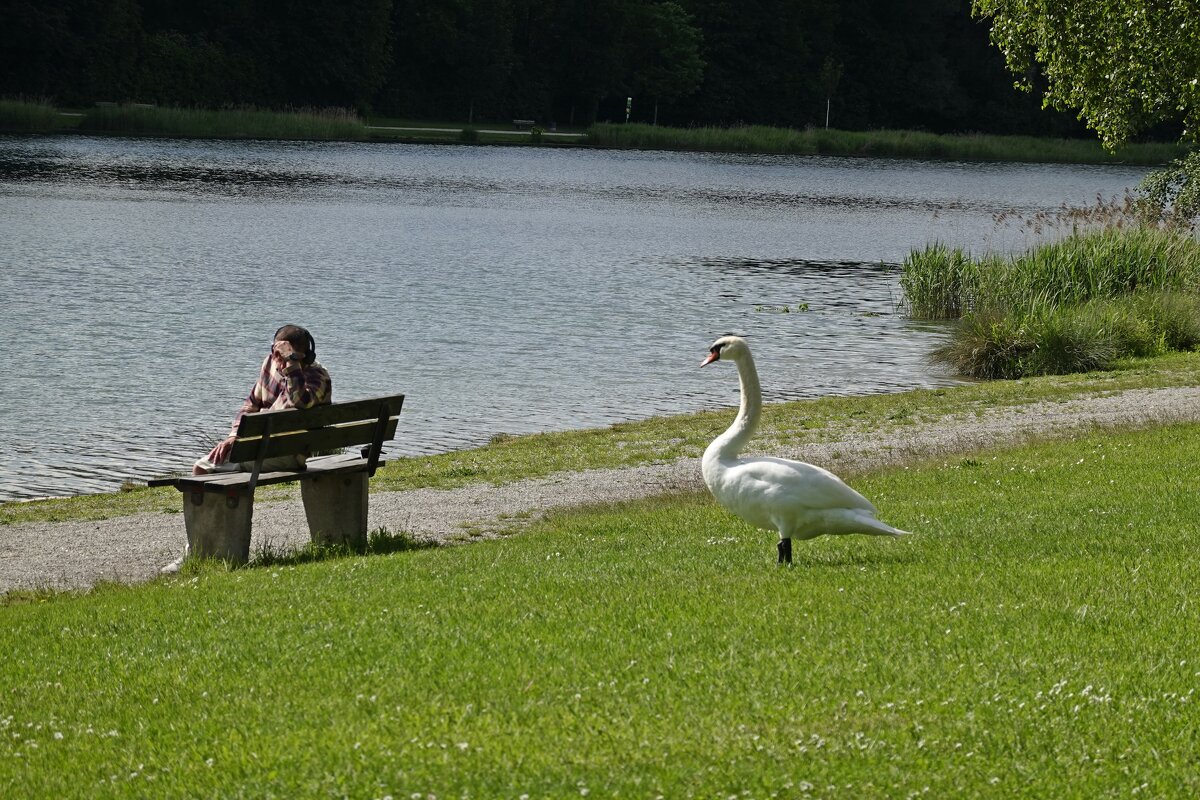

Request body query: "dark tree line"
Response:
[1, 0, 1094, 136]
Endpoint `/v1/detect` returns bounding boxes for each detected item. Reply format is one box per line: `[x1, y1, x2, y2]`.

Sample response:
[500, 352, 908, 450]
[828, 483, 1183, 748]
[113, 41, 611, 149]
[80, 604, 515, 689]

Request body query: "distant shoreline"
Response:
[0, 100, 1188, 166]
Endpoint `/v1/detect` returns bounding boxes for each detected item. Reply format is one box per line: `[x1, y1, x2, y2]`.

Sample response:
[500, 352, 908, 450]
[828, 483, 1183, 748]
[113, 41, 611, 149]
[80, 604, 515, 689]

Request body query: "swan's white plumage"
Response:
[701, 335, 909, 550]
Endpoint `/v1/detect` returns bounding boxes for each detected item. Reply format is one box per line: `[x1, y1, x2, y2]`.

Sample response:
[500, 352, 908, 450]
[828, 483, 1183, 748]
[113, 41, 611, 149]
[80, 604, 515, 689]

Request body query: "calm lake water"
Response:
[0, 135, 1150, 501]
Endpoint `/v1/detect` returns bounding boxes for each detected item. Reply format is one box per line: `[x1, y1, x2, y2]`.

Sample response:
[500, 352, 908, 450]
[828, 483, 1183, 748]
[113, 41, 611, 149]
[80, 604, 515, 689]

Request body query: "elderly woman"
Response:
[191, 324, 333, 475]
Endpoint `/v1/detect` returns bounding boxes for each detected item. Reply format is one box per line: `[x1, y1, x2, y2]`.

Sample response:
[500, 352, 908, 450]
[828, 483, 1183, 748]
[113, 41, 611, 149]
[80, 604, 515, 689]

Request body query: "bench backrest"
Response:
[227, 394, 404, 479]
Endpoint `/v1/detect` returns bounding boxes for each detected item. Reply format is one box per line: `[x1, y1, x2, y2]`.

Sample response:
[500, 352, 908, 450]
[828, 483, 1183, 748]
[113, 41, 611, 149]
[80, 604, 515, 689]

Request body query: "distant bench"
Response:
[148, 394, 404, 564]
[511, 119, 536, 129]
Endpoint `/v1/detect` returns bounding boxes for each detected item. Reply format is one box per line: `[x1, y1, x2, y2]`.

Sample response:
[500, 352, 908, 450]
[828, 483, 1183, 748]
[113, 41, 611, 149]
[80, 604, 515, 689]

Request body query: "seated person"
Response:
[193, 324, 333, 475]
[162, 324, 331, 574]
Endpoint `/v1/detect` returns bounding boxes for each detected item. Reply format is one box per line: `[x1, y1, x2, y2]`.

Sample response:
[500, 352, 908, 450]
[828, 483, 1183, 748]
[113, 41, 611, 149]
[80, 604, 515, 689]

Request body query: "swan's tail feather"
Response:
[852, 512, 910, 537]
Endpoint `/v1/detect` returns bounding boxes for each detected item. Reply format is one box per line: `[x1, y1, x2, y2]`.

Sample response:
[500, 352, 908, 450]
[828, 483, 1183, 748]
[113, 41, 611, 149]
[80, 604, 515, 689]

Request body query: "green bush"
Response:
[1024, 308, 1121, 375]
[933, 291, 1200, 378]
[932, 311, 1034, 379]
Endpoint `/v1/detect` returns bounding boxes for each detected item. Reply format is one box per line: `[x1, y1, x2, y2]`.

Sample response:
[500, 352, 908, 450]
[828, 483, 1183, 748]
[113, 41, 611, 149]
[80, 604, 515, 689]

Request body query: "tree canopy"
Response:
[973, 0, 1200, 149]
[0, 0, 1102, 137]
[972, 1, 1200, 220]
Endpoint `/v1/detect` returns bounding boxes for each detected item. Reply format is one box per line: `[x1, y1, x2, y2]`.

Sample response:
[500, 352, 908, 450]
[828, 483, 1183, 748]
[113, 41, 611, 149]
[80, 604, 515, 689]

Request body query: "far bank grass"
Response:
[79, 104, 368, 140]
[2, 423, 1198, 795]
[0, 98, 63, 131]
[588, 122, 1187, 165]
[5, 350, 1200, 526]
[5, 99, 1189, 163]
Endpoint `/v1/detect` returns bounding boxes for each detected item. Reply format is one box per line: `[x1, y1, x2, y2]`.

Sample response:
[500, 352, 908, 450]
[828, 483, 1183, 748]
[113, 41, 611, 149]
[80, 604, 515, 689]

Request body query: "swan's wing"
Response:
[723, 456, 877, 513]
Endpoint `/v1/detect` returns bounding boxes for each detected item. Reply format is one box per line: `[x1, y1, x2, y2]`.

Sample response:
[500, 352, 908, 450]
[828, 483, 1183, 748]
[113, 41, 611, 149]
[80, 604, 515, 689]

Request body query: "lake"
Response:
[0, 135, 1151, 501]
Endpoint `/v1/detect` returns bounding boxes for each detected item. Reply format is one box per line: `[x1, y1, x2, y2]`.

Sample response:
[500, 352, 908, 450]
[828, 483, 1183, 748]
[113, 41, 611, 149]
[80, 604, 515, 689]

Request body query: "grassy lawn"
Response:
[2, 422, 1198, 796]
[6, 351, 1200, 526]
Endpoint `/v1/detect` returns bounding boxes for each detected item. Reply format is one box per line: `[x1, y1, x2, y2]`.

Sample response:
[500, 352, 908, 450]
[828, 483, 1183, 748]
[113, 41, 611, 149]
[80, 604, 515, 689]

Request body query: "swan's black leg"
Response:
[777, 537, 792, 565]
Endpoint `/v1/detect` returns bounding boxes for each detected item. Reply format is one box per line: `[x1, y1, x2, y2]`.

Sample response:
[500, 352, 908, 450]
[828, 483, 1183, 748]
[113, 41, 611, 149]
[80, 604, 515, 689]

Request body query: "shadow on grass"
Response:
[787, 540, 920, 569]
[1, 529, 439, 605]
[247, 527, 437, 568]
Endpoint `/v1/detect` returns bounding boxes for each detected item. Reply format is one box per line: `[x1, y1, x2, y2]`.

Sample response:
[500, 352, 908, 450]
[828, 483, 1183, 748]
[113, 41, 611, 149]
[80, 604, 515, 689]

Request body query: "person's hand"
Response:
[272, 340, 301, 371]
[212, 436, 236, 464]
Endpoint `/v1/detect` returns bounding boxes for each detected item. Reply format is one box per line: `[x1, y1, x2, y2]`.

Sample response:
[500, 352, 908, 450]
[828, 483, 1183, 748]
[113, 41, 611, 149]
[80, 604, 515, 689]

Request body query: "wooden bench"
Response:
[512, 118, 536, 129]
[148, 394, 404, 565]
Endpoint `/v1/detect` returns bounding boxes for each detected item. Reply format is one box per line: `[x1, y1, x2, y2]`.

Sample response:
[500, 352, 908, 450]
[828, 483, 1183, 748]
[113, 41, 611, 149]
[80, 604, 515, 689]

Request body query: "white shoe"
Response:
[160, 545, 190, 574]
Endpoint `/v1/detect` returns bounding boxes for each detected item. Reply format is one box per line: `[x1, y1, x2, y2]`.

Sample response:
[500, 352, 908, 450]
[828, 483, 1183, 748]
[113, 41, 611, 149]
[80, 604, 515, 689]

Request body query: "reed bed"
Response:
[588, 122, 1187, 165]
[902, 228, 1200, 377]
[0, 98, 64, 131]
[902, 228, 1200, 319]
[78, 104, 368, 140]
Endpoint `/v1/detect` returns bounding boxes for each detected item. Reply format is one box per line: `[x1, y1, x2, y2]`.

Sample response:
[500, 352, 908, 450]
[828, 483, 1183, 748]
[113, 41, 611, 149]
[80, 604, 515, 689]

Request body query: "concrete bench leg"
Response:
[182, 489, 254, 564]
[301, 471, 368, 549]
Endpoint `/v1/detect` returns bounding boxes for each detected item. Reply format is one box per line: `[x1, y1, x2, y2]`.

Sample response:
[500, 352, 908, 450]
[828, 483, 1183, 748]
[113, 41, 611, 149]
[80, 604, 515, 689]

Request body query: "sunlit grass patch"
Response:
[1, 424, 1198, 795]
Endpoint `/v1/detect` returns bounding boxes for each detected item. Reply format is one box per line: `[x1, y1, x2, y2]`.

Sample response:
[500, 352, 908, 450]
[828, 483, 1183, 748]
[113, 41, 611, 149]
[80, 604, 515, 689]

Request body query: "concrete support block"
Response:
[301, 470, 368, 549]
[182, 489, 254, 564]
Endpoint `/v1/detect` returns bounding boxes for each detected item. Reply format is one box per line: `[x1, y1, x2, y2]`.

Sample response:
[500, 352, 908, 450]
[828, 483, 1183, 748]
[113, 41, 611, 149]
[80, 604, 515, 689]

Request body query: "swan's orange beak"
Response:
[701, 351, 719, 367]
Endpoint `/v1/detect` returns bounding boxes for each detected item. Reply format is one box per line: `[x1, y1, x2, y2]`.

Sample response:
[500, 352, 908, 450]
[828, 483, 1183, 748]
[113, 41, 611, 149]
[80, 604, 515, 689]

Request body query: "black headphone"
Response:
[274, 325, 316, 366]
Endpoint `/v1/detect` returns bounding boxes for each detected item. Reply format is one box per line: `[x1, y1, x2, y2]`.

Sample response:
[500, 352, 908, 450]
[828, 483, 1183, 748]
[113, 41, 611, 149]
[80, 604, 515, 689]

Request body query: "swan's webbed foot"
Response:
[777, 537, 792, 565]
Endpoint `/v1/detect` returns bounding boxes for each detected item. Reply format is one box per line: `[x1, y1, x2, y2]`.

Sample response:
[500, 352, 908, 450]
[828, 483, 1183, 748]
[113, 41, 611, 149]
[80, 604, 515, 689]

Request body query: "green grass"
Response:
[588, 122, 1189, 165]
[2, 423, 1198, 796]
[78, 104, 369, 140]
[7, 350, 1200, 525]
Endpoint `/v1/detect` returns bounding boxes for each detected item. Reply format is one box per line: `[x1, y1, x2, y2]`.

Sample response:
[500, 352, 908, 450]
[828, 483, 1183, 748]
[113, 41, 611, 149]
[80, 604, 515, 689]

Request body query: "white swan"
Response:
[700, 335, 909, 564]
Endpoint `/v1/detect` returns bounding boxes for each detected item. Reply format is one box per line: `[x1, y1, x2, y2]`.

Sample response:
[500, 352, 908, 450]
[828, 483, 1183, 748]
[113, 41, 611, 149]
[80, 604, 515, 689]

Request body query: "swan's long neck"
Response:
[708, 352, 762, 461]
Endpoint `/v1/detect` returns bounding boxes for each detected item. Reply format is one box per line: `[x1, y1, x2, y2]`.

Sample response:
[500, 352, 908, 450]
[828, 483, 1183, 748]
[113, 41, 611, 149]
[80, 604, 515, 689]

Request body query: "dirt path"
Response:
[3, 386, 1199, 594]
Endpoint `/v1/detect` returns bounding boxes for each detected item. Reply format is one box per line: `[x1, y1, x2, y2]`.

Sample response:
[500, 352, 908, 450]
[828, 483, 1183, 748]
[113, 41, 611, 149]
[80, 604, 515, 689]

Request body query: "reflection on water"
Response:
[0, 136, 1150, 500]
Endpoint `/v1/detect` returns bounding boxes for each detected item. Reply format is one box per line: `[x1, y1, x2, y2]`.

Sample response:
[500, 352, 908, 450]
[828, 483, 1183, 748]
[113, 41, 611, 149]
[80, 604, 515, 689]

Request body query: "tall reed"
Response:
[902, 228, 1200, 320]
[79, 104, 368, 140]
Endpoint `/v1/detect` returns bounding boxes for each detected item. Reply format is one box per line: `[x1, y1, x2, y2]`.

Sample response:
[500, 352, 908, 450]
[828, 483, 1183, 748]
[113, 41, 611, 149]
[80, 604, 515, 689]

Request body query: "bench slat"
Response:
[235, 394, 404, 438]
[159, 453, 372, 492]
[227, 418, 398, 464]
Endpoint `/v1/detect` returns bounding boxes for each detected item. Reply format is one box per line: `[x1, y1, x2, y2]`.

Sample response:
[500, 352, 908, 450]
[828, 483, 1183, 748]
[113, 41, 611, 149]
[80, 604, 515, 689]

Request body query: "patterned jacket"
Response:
[229, 355, 332, 436]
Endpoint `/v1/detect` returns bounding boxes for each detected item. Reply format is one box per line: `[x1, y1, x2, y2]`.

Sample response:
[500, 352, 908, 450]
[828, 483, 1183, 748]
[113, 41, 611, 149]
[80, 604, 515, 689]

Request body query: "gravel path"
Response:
[4, 386, 1199, 594]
